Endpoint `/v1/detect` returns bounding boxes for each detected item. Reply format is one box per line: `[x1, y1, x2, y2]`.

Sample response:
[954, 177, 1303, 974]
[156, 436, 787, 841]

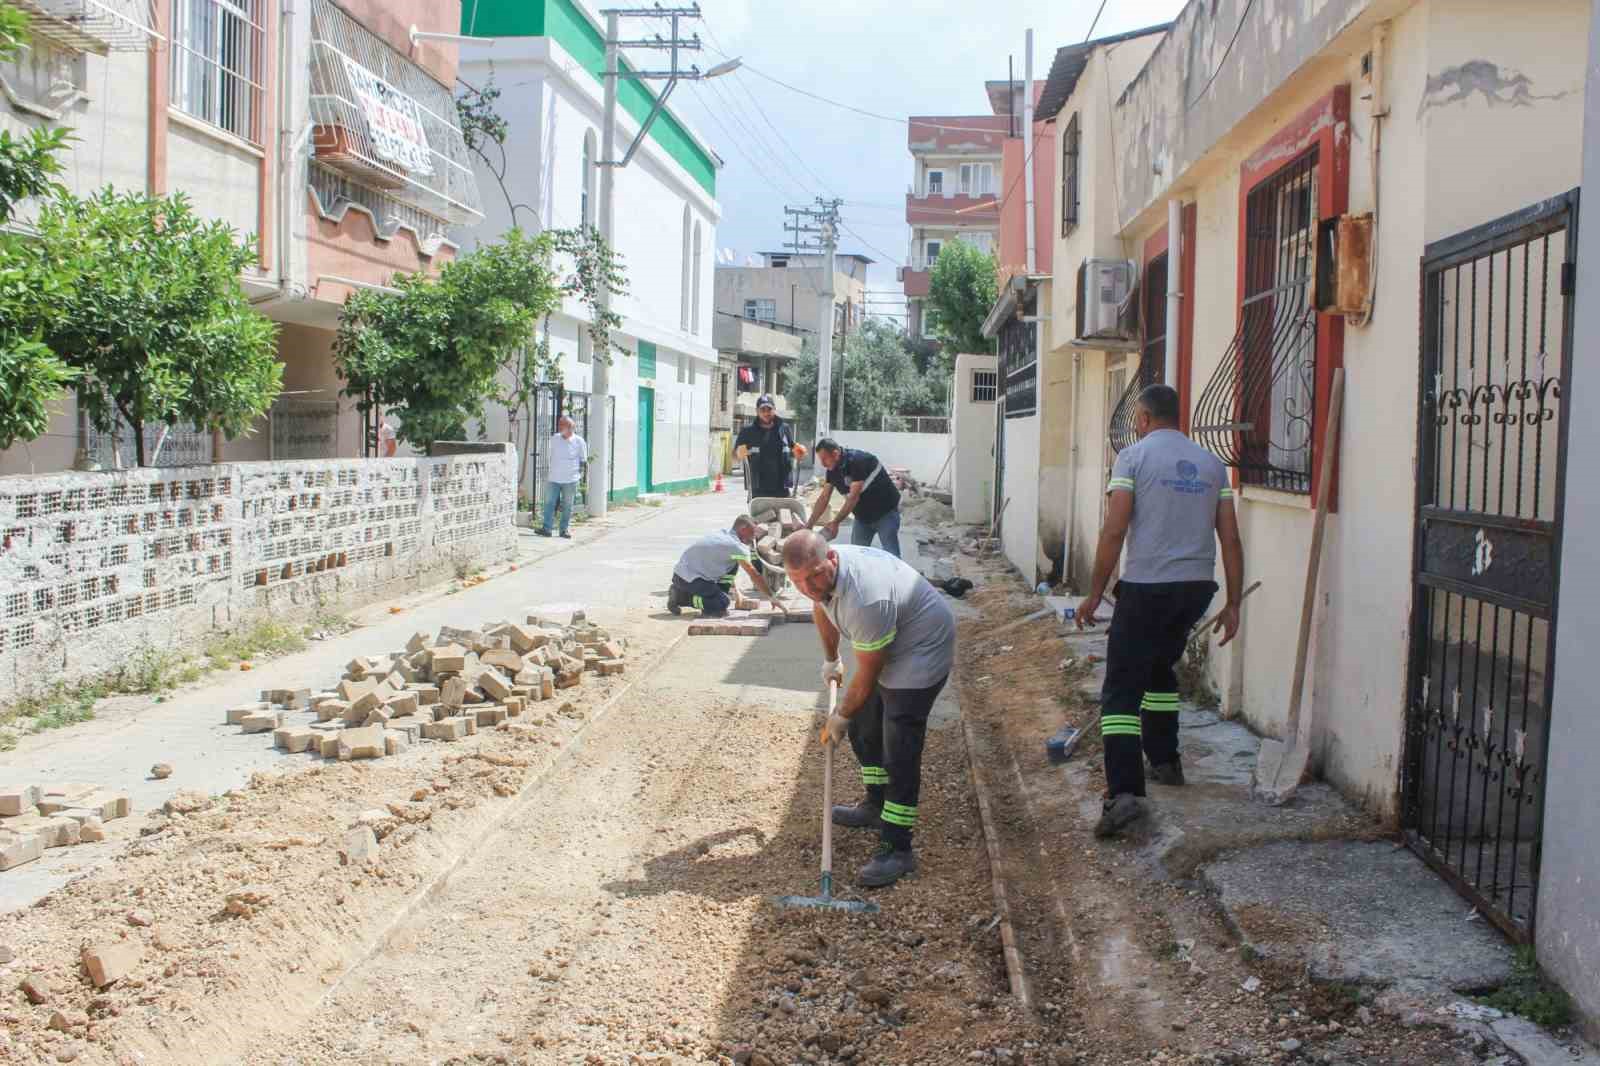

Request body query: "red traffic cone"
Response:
[713, 472, 725, 493]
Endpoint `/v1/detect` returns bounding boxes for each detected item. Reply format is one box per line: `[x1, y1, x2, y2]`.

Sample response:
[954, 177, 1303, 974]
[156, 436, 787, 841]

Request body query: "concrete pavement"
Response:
[0, 488, 752, 911]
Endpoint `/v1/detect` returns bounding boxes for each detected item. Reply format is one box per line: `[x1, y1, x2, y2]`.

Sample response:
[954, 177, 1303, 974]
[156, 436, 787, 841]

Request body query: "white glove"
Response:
[822, 712, 850, 745]
[821, 659, 844, 687]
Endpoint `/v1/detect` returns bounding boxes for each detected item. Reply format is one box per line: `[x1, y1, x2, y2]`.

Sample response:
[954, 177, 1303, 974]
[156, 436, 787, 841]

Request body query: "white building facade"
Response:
[458, 0, 722, 504]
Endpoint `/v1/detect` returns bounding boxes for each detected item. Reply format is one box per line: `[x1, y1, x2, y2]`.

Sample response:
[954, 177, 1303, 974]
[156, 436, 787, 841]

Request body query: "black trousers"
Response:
[1099, 580, 1216, 798]
[671, 571, 734, 617]
[847, 675, 948, 849]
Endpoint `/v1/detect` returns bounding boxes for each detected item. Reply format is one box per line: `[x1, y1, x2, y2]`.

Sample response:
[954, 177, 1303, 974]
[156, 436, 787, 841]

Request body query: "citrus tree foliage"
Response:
[333, 227, 626, 453]
[0, 4, 77, 450]
[32, 189, 282, 464]
[925, 240, 998, 354]
[786, 319, 947, 432]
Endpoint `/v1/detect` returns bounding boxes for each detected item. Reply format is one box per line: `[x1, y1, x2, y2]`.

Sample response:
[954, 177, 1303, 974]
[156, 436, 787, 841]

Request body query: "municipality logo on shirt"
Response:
[1160, 459, 1211, 496]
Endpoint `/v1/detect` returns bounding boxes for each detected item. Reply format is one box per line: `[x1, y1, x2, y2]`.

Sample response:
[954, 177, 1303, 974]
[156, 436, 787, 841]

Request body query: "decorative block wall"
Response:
[0, 447, 517, 693]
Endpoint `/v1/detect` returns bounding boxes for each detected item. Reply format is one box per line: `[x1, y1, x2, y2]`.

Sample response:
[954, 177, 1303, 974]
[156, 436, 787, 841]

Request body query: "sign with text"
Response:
[341, 55, 434, 177]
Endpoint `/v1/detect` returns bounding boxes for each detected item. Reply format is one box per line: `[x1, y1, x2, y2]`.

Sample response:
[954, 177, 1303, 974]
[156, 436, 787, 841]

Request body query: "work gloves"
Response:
[821, 659, 844, 687]
[823, 712, 851, 746]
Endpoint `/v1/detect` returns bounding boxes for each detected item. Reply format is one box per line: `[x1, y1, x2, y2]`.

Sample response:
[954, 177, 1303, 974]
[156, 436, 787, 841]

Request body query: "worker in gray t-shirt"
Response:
[1076, 384, 1245, 839]
[782, 531, 955, 888]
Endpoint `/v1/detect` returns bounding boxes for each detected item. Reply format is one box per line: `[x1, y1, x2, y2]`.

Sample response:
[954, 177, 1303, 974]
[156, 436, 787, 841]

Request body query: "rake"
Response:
[775, 681, 879, 914]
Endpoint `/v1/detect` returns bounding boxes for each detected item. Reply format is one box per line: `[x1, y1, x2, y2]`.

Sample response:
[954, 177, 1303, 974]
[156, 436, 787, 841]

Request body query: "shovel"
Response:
[1254, 368, 1345, 806]
[775, 681, 879, 914]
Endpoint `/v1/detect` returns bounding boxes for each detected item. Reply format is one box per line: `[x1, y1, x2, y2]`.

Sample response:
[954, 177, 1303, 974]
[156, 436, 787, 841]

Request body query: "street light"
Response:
[408, 25, 496, 47]
[702, 57, 742, 79]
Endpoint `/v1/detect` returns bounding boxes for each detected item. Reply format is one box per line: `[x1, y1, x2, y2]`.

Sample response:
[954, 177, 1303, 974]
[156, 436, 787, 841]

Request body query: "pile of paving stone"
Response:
[0, 783, 131, 871]
[228, 607, 625, 761]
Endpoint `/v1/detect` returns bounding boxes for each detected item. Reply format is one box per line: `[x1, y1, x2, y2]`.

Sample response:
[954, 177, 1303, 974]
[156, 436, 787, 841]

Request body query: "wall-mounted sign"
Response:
[341, 55, 434, 177]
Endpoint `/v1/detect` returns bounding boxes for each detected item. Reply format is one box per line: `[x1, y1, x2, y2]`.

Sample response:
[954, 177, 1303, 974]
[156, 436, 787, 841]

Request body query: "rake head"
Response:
[773, 873, 879, 914]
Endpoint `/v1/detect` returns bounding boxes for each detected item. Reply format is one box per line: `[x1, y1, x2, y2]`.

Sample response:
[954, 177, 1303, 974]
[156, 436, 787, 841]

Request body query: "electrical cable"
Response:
[1185, 0, 1256, 112]
[1084, 0, 1110, 42]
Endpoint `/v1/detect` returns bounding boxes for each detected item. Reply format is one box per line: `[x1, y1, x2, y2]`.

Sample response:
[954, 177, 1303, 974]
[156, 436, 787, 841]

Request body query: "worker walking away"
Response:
[1076, 384, 1244, 838]
[668, 514, 785, 618]
[806, 439, 903, 558]
[735, 395, 807, 502]
[783, 530, 955, 886]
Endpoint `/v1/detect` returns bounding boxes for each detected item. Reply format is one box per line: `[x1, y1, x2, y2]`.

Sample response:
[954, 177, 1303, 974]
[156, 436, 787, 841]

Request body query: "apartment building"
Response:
[900, 111, 1005, 339]
[0, 0, 479, 474]
[713, 251, 869, 435]
[458, 0, 724, 505]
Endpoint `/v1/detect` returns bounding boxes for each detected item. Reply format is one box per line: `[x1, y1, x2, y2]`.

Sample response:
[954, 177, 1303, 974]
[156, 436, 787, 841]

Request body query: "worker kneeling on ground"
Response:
[668, 514, 783, 618]
[1076, 384, 1244, 838]
[783, 530, 955, 887]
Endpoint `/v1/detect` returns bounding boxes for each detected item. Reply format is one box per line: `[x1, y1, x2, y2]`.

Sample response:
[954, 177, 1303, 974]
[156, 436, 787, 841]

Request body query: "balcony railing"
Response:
[905, 190, 999, 225]
[12, 0, 159, 53]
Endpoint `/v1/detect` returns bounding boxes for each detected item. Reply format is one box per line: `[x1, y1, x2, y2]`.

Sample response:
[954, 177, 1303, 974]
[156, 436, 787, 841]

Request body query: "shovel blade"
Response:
[1253, 737, 1308, 806]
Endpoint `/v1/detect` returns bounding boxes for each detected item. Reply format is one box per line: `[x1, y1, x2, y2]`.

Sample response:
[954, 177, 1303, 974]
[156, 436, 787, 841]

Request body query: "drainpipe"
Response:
[1165, 197, 1182, 387]
[1022, 28, 1036, 275]
[1067, 351, 1082, 585]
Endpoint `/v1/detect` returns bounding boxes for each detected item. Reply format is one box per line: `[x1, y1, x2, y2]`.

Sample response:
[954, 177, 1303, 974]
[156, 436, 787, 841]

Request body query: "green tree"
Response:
[787, 319, 946, 432]
[33, 189, 282, 465]
[925, 240, 997, 354]
[334, 227, 625, 455]
[0, 4, 78, 450]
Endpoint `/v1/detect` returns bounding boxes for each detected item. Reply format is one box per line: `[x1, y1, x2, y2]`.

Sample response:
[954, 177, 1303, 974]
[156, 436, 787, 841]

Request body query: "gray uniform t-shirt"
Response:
[821, 546, 955, 689]
[1109, 429, 1233, 584]
[674, 529, 751, 584]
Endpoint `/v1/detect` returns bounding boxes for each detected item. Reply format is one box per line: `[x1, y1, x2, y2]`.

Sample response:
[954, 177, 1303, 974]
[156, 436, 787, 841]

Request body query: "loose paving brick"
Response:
[5, 814, 78, 848]
[81, 942, 139, 987]
[0, 785, 39, 817]
[475, 707, 507, 727]
[384, 731, 409, 756]
[478, 669, 513, 701]
[687, 618, 772, 637]
[422, 717, 469, 742]
[336, 726, 385, 761]
[1, 830, 44, 870]
[317, 699, 350, 723]
[239, 711, 283, 734]
[225, 703, 269, 726]
[273, 727, 317, 754]
[340, 826, 380, 866]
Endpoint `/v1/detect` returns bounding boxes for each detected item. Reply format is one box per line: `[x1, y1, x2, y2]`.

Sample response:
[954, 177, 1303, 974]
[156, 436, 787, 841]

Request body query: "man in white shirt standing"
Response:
[539, 415, 588, 539]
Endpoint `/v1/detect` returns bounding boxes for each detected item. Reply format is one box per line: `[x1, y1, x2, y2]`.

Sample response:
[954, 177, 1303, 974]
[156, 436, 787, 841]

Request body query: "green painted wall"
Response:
[461, 0, 717, 196]
[636, 339, 657, 379]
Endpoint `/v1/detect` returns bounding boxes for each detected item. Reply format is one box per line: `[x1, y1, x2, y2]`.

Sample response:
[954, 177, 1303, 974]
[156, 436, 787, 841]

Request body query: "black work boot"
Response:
[1094, 794, 1148, 839]
[1148, 758, 1185, 787]
[859, 841, 917, 887]
[831, 796, 883, 829]
[666, 586, 682, 616]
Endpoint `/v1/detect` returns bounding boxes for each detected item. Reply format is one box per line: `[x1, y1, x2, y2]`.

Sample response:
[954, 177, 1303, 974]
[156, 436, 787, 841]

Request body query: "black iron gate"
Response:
[1403, 191, 1578, 942]
[526, 383, 617, 516]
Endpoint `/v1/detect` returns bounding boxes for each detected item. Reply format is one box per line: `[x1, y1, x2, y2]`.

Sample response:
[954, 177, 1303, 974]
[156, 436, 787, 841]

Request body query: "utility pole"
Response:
[588, 4, 740, 518]
[783, 197, 843, 443]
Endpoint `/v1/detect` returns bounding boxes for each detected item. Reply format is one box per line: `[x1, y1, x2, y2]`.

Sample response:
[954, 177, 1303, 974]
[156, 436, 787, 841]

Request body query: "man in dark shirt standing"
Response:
[734, 395, 806, 501]
[806, 439, 903, 558]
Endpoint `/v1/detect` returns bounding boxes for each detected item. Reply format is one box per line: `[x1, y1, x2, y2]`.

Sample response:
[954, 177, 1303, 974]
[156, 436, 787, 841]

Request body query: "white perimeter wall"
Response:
[828, 431, 951, 487]
[952, 354, 998, 524]
[1000, 414, 1041, 584]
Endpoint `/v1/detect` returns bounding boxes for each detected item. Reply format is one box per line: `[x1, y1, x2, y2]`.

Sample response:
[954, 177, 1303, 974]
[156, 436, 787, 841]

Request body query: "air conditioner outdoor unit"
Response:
[1076, 258, 1139, 343]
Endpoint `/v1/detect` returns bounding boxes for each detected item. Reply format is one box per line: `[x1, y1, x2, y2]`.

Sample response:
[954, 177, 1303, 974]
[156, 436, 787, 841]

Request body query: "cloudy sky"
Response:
[668, 0, 1190, 318]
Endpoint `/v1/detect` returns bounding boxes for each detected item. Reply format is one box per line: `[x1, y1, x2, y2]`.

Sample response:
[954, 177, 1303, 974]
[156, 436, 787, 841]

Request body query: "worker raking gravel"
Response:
[782, 530, 956, 887]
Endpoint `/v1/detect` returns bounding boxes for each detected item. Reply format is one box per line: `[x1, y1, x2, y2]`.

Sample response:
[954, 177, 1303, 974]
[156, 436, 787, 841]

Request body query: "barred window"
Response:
[1061, 113, 1080, 235]
[1000, 288, 1038, 419]
[971, 369, 997, 403]
[171, 0, 264, 144]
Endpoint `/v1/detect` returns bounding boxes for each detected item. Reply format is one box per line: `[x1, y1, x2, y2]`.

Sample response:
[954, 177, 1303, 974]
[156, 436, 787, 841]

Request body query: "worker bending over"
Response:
[783, 531, 955, 886]
[805, 439, 903, 557]
[668, 514, 783, 618]
[1077, 384, 1244, 838]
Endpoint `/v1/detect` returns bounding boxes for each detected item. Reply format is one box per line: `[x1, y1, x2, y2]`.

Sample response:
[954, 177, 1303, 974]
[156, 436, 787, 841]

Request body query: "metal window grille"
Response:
[1192, 147, 1320, 493]
[1000, 290, 1038, 419]
[170, 0, 263, 143]
[1109, 253, 1169, 452]
[309, 160, 448, 245]
[269, 399, 339, 459]
[308, 0, 483, 223]
[971, 369, 997, 403]
[1061, 113, 1080, 235]
[87, 417, 213, 468]
[12, 0, 159, 54]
